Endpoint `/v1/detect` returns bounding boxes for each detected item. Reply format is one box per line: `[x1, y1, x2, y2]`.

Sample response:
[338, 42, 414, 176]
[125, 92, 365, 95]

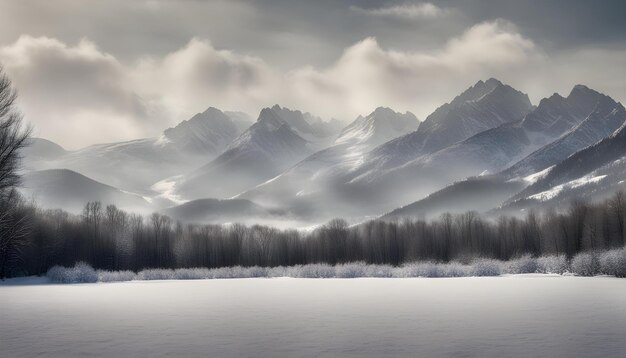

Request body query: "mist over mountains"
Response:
[22, 79, 626, 227]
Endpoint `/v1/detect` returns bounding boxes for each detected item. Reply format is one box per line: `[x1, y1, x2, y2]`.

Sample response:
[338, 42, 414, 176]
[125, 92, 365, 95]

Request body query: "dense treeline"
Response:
[2, 192, 625, 277]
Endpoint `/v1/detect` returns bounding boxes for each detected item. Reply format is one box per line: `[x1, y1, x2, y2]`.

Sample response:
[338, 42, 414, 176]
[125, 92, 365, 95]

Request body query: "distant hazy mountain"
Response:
[174, 105, 337, 200]
[21, 138, 67, 171]
[161, 107, 252, 154]
[267, 104, 342, 146]
[335, 107, 419, 148]
[237, 107, 420, 219]
[21, 169, 152, 214]
[163, 198, 275, 224]
[27, 107, 252, 194]
[382, 175, 526, 220]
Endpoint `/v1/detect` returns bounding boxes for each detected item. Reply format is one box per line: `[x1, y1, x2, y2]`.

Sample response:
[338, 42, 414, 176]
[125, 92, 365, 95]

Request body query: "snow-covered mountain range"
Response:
[22, 79, 626, 226]
[172, 105, 343, 201]
[236, 107, 420, 220]
[384, 86, 626, 221]
[24, 107, 254, 197]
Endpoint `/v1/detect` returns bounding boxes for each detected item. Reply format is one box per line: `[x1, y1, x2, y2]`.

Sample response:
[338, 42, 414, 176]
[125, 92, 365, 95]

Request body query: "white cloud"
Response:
[132, 38, 279, 124]
[134, 19, 540, 123]
[0, 35, 167, 148]
[351, 3, 449, 19]
[287, 20, 539, 120]
[1, 19, 623, 149]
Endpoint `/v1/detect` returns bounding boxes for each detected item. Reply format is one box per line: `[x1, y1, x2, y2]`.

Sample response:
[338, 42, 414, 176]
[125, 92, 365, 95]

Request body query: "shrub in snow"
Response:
[393, 262, 470, 278]
[471, 259, 502, 277]
[365, 264, 394, 278]
[245, 266, 270, 278]
[418, 262, 445, 277]
[506, 255, 539, 274]
[47, 262, 98, 283]
[599, 249, 626, 277]
[294, 264, 335, 278]
[98, 270, 136, 282]
[173, 268, 211, 280]
[571, 252, 601, 276]
[537, 255, 569, 274]
[336, 263, 366, 278]
[267, 266, 289, 277]
[136, 269, 175, 280]
[394, 263, 419, 278]
[397, 262, 441, 278]
[441, 263, 471, 277]
[207, 266, 236, 279]
[43, 249, 626, 283]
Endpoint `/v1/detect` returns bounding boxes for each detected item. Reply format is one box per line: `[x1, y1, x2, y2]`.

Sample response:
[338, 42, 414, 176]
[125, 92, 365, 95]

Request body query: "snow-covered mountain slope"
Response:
[382, 87, 626, 221]
[335, 107, 419, 148]
[236, 107, 420, 219]
[501, 122, 626, 213]
[291, 79, 532, 217]
[174, 106, 326, 200]
[223, 111, 255, 132]
[20, 169, 152, 214]
[238, 80, 532, 222]
[161, 107, 252, 154]
[28, 107, 250, 194]
[503, 92, 626, 178]
[384, 85, 621, 187]
[266, 104, 342, 146]
[355, 79, 533, 175]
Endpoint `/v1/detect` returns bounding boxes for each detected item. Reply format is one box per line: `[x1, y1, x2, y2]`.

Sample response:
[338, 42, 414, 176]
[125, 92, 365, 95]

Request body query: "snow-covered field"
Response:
[1, 276, 625, 357]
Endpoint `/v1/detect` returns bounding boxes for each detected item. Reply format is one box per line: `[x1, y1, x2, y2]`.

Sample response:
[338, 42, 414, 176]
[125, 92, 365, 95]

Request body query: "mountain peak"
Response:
[162, 106, 243, 154]
[371, 106, 396, 116]
[535, 93, 566, 109]
[485, 78, 503, 87]
[257, 107, 285, 129]
[202, 106, 222, 114]
[335, 107, 419, 147]
[452, 78, 510, 105]
[568, 84, 601, 99]
[566, 84, 614, 118]
[571, 84, 592, 92]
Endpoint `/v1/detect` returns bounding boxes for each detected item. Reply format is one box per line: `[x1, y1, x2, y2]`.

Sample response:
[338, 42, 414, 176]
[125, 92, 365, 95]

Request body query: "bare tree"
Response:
[0, 66, 31, 278]
[609, 191, 625, 246]
[0, 192, 31, 278]
[568, 200, 589, 257]
[150, 213, 172, 267]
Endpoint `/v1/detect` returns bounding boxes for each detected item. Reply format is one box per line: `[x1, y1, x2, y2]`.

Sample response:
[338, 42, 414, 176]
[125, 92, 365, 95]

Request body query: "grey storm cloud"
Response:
[0, 0, 624, 148]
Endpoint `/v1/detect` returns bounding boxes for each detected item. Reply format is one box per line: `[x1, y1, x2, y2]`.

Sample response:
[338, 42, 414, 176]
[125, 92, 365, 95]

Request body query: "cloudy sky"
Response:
[0, 0, 624, 148]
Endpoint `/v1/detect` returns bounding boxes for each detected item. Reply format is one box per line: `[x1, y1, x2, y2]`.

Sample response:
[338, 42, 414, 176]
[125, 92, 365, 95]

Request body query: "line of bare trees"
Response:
[2, 191, 624, 277]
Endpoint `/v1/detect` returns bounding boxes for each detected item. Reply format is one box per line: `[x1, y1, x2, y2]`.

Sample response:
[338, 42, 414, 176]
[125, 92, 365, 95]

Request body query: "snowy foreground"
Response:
[2, 276, 626, 358]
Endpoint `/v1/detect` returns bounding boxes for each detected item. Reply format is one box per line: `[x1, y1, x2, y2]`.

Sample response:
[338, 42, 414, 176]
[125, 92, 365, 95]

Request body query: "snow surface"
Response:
[1, 276, 625, 358]
[528, 174, 607, 201]
[523, 165, 554, 184]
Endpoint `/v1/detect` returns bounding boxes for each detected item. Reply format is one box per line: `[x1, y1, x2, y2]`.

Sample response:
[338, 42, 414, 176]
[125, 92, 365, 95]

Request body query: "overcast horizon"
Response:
[0, 0, 624, 148]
